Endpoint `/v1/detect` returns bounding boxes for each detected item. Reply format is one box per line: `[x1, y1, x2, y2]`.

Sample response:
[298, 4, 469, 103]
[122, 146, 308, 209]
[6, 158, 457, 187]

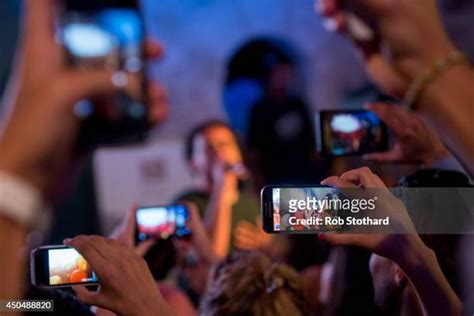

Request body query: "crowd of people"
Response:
[0, 0, 473, 315]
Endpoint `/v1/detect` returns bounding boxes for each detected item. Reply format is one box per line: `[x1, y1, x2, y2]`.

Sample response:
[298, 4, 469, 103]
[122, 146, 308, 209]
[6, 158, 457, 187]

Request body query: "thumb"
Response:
[363, 150, 401, 162]
[135, 238, 156, 257]
[365, 54, 407, 97]
[58, 70, 121, 105]
[73, 285, 104, 307]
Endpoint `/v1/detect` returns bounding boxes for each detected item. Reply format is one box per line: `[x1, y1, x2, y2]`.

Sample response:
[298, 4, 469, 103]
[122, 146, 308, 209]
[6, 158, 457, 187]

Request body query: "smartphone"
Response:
[261, 185, 346, 234]
[135, 204, 191, 242]
[316, 109, 388, 156]
[30, 246, 99, 287]
[59, 0, 149, 148]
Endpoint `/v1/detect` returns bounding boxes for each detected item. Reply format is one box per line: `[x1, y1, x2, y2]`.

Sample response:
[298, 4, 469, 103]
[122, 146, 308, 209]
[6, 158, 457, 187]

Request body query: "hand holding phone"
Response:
[63, 236, 173, 316]
[30, 246, 98, 287]
[60, 0, 152, 147]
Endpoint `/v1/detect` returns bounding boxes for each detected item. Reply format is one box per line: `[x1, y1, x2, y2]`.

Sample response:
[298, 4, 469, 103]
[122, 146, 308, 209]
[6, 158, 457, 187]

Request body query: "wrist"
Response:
[0, 155, 45, 195]
[395, 235, 435, 274]
[417, 61, 472, 112]
[401, 39, 456, 83]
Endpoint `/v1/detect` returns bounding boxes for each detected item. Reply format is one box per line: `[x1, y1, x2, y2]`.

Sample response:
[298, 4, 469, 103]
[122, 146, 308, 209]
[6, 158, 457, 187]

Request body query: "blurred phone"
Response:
[135, 204, 191, 242]
[59, 0, 149, 148]
[261, 185, 343, 234]
[316, 109, 388, 156]
[30, 246, 99, 287]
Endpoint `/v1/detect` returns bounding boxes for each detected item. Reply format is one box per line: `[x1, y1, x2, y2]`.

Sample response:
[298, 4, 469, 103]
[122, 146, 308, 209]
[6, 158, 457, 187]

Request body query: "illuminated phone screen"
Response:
[47, 248, 98, 286]
[318, 110, 388, 156]
[136, 205, 191, 241]
[270, 186, 342, 233]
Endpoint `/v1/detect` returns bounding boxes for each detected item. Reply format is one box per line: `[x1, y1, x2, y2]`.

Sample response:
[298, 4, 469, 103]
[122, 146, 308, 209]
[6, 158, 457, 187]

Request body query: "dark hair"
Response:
[200, 251, 308, 316]
[184, 120, 239, 161]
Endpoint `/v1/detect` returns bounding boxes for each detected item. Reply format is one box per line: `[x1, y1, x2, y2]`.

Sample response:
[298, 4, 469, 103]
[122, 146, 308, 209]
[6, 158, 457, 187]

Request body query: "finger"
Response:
[316, 0, 339, 16]
[147, 81, 169, 125]
[55, 70, 119, 106]
[73, 285, 105, 307]
[24, 0, 56, 47]
[144, 39, 164, 59]
[366, 103, 410, 136]
[363, 149, 402, 162]
[234, 226, 257, 241]
[236, 220, 258, 231]
[124, 204, 139, 241]
[365, 54, 407, 98]
[234, 235, 258, 250]
[322, 13, 346, 33]
[340, 167, 386, 188]
[64, 236, 107, 276]
[321, 233, 358, 246]
[321, 176, 357, 188]
[135, 239, 155, 257]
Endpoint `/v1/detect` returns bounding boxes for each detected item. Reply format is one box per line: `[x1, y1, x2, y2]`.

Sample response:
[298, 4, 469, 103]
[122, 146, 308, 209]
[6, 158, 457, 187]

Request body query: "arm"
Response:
[317, 0, 474, 178]
[415, 63, 474, 178]
[0, 217, 27, 300]
[204, 170, 238, 258]
[321, 167, 462, 316]
[397, 236, 462, 316]
[0, 0, 166, 302]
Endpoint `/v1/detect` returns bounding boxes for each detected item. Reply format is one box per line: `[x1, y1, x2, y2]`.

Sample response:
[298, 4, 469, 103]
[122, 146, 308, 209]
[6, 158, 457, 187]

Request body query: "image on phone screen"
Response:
[60, 0, 148, 147]
[262, 186, 342, 233]
[31, 246, 98, 287]
[136, 205, 191, 241]
[317, 110, 388, 156]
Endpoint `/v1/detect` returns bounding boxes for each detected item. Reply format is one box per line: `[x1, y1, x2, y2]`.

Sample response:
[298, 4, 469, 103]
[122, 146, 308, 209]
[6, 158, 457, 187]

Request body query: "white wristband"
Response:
[0, 170, 51, 231]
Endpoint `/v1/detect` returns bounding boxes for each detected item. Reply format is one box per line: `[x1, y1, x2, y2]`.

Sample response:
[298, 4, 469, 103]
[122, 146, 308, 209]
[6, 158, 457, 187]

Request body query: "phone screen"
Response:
[31, 246, 98, 287]
[136, 204, 191, 241]
[60, 0, 149, 147]
[262, 186, 343, 233]
[317, 110, 388, 156]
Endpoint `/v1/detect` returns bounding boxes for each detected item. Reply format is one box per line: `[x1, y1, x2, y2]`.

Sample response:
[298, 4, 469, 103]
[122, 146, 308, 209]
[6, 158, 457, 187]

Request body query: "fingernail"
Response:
[323, 18, 338, 32]
[318, 234, 326, 240]
[112, 71, 128, 88]
[63, 238, 72, 245]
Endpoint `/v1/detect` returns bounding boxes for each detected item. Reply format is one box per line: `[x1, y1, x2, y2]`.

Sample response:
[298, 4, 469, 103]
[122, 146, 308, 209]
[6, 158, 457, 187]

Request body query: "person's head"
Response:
[185, 120, 242, 189]
[200, 251, 307, 316]
[262, 51, 295, 98]
[267, 63, 294, 97]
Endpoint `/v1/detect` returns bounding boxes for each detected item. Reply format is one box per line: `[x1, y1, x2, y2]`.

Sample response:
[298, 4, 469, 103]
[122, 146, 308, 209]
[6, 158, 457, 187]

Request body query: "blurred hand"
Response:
[211, 159, 239, 206]
[173, 202, 218, 264]
[364, 103, 449, 165]
[321, 167, 422, 261]
[234, 217, 274, 251]
[64, 235, 173, 316]
[0, 0, 168, 195]
[316, 0, 455, 97]
[110, 205, 156, 257]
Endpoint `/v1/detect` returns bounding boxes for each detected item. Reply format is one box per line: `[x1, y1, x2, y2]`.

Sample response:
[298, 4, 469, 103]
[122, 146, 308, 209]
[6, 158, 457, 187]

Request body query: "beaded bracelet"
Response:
[403, 50, 470, 110]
